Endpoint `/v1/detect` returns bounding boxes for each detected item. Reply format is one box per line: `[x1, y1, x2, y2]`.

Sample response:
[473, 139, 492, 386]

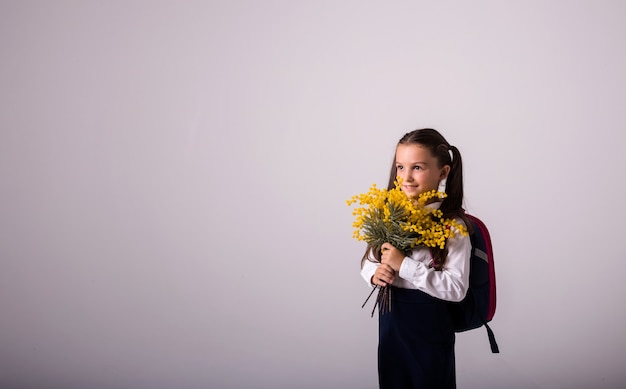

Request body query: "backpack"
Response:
[450, 214, 499, 353]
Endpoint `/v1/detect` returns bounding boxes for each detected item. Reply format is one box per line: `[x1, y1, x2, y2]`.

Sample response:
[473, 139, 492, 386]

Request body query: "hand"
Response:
[381, 243, 405, 272]
[372, 263, 395, 287]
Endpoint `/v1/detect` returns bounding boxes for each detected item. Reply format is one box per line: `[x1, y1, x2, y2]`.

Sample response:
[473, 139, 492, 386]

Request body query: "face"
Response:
[395, 143, 450, 199]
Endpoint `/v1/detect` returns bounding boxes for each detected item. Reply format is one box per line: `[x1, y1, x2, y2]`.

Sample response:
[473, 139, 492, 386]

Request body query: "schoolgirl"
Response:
[361, 128, 471, 388]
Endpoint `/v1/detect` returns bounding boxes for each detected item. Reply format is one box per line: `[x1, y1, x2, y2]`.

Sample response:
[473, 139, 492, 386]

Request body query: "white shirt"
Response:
[360, 207, 471, 303]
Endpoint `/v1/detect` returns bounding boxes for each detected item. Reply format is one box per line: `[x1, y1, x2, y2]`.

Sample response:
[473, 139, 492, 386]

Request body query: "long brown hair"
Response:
[362, 128, 469, 270]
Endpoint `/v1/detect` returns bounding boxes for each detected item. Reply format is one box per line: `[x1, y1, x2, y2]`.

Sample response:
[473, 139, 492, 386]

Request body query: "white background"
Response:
[2, 1, 626, 388]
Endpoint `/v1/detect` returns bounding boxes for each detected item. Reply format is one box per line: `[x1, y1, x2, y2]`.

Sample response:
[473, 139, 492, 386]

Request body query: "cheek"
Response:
[423, 175, 440, 189]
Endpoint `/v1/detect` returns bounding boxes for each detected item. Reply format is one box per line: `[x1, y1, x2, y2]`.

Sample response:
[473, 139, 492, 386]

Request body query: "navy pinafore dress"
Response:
[378, 286, 456, 389]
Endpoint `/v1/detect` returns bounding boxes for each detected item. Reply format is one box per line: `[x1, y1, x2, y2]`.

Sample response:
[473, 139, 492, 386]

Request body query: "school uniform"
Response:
[361, 206, 471, 389]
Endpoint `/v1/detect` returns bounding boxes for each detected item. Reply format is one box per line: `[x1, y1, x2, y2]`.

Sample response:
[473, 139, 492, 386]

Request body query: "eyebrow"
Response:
[396, 161, 429, 165]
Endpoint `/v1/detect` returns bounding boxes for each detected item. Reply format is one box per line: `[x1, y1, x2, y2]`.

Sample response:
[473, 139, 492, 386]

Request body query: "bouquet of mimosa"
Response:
[347, 179, 467, 315]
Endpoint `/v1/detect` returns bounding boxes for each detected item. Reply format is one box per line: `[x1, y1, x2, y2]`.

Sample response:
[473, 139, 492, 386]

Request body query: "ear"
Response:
[439, 165, 451, 180]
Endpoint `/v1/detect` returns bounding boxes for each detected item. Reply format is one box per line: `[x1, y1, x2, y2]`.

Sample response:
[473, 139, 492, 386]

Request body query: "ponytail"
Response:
[440, 145, 463, 219]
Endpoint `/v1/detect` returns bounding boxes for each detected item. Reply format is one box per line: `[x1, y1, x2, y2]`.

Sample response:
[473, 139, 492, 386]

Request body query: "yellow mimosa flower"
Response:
[347, 179, 467, 257]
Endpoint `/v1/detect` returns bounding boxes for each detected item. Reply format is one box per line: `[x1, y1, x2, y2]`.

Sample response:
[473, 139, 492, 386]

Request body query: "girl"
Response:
[361, 128, 471, 389]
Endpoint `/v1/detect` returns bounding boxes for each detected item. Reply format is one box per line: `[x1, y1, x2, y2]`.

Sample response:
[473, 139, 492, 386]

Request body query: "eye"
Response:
[396, 165, 404, 171]
[413, 165, 422, 170]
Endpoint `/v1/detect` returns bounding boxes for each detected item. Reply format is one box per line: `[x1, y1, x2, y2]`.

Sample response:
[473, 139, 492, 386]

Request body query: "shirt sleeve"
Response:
[397, 225, 471, 302]
[360, 258, 379, 287]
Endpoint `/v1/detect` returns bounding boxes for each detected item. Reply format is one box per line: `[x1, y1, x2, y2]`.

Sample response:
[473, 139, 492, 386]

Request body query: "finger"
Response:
[374, 271, 387, 284]
[378, 271, 393, 284]
[380, 263, 394, 272]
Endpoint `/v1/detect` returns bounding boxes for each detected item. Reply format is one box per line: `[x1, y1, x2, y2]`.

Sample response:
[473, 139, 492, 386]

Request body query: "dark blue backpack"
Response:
[450, 214, 499, 353]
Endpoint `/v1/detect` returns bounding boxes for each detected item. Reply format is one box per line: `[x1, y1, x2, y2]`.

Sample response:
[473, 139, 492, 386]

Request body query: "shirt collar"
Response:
[424, 201, 442, 210]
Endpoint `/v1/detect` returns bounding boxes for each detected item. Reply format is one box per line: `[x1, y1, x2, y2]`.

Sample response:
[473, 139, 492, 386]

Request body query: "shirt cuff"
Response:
[361, 262, 378, 287]
[399, 256, 423, 280]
